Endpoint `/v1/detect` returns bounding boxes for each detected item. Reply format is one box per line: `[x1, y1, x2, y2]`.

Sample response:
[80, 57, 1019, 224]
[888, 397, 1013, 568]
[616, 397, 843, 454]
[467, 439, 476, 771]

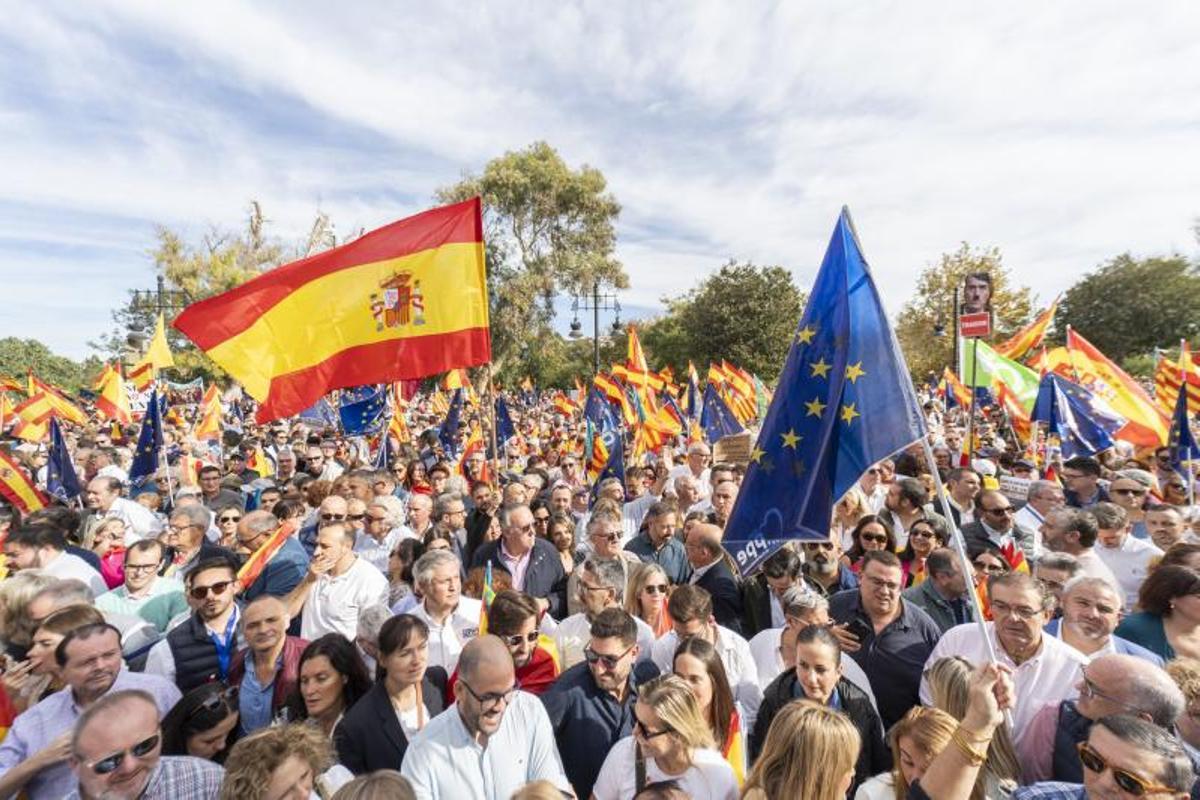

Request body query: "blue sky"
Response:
[3, 3, 1200, 360]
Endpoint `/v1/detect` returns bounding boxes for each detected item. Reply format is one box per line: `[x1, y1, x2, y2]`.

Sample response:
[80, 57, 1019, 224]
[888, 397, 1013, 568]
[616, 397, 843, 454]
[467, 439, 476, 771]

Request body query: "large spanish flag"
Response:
[0, 451, 47, 514]
[1062, 328, 1168, 448]
[174, 198, 491, 423]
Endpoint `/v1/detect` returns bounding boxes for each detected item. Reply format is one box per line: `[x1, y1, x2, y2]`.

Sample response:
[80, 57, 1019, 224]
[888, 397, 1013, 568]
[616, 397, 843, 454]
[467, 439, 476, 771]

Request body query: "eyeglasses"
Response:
[1079, 668, 1146, 715]
[584, 644, 634, 669]
[804, 542, 835, 551]
[501, 632, 540, 648]
[320, 513, 346, 522]
[643, 584, 669, 595]
[860, 533, 888, 544]
[984, 506, 1015, 516]
[167, 524, 196, 535]
[86, 733, 161, 775]
[989, 598, 1041, 619]
[865, 575, 901, 593]
[590, 532, 621, 543]
[218, 515, 241, 524]
[909, 528, 935, 539]
[458, 679, 520, 710]
[124, 562, 159, 574]
[634, 719, 674, 740]
[1077, 741, 1178, 796]
[188, 685, 239, 721]
[347, 514, 365, 521]
[190, 580, 234, 600]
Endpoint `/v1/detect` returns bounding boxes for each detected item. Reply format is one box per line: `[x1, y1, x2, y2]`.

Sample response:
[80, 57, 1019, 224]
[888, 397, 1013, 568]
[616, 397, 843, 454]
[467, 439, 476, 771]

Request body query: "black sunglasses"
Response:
[584, 644, 634, 669]
[188, 685, 238, 721]
[87, 733, 160, 775]
[635, 719, 674, 740]
[501, 632, 540, 648]
[190, 580, 234, 600]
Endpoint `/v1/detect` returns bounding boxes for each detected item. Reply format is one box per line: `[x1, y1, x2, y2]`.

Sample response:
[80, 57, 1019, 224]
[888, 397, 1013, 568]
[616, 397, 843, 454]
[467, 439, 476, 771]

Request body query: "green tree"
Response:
[643, 262, 804, 382]
[1058, 254, 1200, 363]
[435, 141, 627, 384]
[895, 243, 1035, 381]
[0, 338, 104, 393]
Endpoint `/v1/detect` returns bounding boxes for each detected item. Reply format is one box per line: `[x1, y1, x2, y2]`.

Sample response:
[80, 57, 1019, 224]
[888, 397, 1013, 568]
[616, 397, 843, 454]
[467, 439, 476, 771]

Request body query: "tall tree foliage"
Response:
[1058, 254, 1200, 363]
[436, 141, 627, 383]
[0, 338, 104, 393]
[895, 243, 1034, 381]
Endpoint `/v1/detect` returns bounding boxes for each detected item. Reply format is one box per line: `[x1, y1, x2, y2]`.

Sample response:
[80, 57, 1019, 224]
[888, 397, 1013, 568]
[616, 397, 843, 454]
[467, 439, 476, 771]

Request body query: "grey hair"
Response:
[583, 557, 627, 604]
[1087, 502, 1127, 531]
[498, 504, 529, 529]
[413, 549, 461, 588]
[356, 604, 393, 644]
[1089, 654, 1186, 729]
[780, 585, 827, 617]
[242, 510, 278, 539]
[71, 690, 158, 755]
[433, 492, 464, 520]
[169, 503, 211, 529]
[33, 578, 93, 608]
[368, 495, 405, 528]
[1027, 479, 1060, 502]
[1093, 715, 1194, 791]
[1036, 551, 1081, 576]
[1061, 575, 1123, 610]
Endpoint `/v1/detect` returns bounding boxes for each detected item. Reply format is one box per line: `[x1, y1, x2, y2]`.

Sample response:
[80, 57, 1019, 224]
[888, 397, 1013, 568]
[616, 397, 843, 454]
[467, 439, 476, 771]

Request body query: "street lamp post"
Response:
[569, 280, 622, 375]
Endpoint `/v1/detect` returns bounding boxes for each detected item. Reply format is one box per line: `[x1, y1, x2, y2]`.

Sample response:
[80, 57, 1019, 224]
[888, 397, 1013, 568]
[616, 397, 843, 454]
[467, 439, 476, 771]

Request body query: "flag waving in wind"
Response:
[128, 389, 164, 488]
[723, 209, 926, 575]
[47, 418, 82, 503]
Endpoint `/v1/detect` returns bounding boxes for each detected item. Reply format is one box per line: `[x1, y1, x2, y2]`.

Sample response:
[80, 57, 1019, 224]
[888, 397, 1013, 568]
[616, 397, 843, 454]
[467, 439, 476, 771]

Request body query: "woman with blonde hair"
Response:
[5, 604, 104, 712]
[593, 674, 738, 799]
[834, 486, 872, 551]
[626, 562, 672, 638]
[742, 701, 860, 800]
[854, 706, 958, 800]
[219, 722, 353, 800]
[0, 570, 56, 655]
[922, 656, 1019, 799]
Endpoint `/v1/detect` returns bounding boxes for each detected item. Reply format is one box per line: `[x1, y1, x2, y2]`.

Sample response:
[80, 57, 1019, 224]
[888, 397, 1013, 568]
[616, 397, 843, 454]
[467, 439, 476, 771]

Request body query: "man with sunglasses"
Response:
[145, 557, 242, 691]
[401, 635, 570, 798]
[801, 531, 860, 598]
[297, 494, 349, 557]
[66, 689, 224, 800]
[542, 608, 659, 800]
[236, 510, 309, 602]
[1017, 652, 1188, 787]
[0, 624, 181, 800]
[961, 489, 1038, 563]
[472, 504, 568, 620]
[555, 557, 655, 670]
[449, 590, 559, 697]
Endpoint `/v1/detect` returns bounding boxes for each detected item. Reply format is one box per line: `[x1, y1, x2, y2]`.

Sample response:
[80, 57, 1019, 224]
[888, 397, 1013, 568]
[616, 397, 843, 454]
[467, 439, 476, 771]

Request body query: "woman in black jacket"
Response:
[750, 624, 890, 796]
[334, 614, 447, 774]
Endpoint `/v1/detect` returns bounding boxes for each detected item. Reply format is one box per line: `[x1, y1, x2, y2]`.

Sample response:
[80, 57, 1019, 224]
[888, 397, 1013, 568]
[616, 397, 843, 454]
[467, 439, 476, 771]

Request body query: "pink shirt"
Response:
[499, 540, 532, 591]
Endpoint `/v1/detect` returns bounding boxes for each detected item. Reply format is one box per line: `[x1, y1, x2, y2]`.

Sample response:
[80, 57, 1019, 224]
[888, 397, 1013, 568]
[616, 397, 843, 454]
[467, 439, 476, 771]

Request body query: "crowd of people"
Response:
[0, 386, 1199, 799]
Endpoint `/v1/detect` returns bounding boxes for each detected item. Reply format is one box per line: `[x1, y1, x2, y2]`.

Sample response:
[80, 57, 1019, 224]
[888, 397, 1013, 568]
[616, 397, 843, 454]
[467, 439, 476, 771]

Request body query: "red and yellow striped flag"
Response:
[236, 519, 299, 592]
[95, 364, 133, 425]
[28, 377, 86, 425]
[0, 451, 47, 514]
[723, 708, 747, 786]
[174, 199, 492, 423]
[1154, 343, 1200, 415]
[995, 297, 1059, 360]
[996, 380, 1032, 444]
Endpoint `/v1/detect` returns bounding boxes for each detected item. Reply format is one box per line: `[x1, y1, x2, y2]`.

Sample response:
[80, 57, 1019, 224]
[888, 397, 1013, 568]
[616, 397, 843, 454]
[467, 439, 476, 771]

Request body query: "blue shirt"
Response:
[243, 535, 310, 601]
[239, 656, 279, 735]
[623, 531, 692, 585]
[540, 659, 660, 800]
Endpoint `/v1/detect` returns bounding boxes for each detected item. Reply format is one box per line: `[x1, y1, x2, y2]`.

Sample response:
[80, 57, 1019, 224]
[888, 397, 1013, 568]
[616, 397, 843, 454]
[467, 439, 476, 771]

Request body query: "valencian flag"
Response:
[47, 418, 82, 503]
[723, 209, 926, 575]
[1031, 374, 1124, 459]
[174, 198, 491, 423]
[0, 450, 47, 514]
[128, 389, 164, 488]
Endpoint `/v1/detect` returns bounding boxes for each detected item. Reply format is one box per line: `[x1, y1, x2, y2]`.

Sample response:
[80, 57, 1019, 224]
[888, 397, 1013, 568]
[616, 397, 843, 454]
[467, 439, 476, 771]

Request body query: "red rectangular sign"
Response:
[959, 311, 992, 339]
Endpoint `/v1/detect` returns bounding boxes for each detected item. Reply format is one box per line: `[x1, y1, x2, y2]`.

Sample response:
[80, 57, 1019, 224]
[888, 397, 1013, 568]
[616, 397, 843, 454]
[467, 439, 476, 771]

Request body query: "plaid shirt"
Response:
[1011, 783, 1086, 799]
[65, 756, 224, 799]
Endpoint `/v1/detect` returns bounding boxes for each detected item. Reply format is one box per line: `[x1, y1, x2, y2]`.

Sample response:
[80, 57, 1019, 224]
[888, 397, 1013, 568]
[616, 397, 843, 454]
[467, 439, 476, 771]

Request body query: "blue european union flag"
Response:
[1167, 379, 1197, 479]
[128, 388, 164, 488]
[299, 397, 338, 428]
[47, 417, 82, 502]
[589, 418, 625, 502]
[584, 386, 617, 431]
[338, 386, 387, 435]
[723, 209, 926, 575]
[1031, 374, 1123, 459]
[438, 389, 464, 456]
[700, 384, 743, 442]
[495, 396, 517, 444]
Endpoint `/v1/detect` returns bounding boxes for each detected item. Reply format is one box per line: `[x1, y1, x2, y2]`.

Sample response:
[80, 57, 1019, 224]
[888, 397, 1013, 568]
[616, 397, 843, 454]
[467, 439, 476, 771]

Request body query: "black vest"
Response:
[1052, 700, 1092, 783]
[166, 614, 221, 692]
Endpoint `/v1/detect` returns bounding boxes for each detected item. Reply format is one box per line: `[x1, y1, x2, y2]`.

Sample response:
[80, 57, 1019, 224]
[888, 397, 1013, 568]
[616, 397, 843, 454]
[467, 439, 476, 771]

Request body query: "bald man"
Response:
[227, 595, 308, 735]
[685, 523, 744, 634]
[401, 635, 570, 797]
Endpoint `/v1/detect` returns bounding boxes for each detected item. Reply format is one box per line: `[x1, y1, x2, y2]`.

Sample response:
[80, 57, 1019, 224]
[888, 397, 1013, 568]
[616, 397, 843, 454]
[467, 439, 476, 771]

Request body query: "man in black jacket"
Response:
[471, 504, 568, 619]
[684, 523, 743, 634]
[741, 547, 804, 638]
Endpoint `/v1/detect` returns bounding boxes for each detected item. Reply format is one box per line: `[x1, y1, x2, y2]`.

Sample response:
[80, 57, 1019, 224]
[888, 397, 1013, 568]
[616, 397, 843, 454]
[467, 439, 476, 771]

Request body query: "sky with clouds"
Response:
[3, 2, 1199, 360]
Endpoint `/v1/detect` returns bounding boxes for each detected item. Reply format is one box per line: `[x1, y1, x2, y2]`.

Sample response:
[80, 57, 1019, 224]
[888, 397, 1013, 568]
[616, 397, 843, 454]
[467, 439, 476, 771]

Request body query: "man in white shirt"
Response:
[408, 549, 482, 673]
[1041, 508, 1121, 593]
[667, 442, 712, 499]
[83, 476, 162, 543]
[920, 571, 1087, 748]
[1013, 479, 1066, 559]
[555, 557, 653, 670]
[353, 496, 406, 573]
[284, 521, 389, 642]
[401, 635, 570, 799]
[650, 584, 761, 732]
[3, 526, 106, 597]
[1091, 501, 1162, 609]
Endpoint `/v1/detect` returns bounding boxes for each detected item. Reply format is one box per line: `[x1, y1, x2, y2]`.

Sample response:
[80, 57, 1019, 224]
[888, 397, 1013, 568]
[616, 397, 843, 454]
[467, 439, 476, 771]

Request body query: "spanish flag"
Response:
[1062, 328, 1168, 447]
[0, 450, 47, 514]
[994, 297, 1059, 361]
[28, 377, 86, 425]
[174, 198, 491, 423]
[236, 519, 299, 592]
[95, 364, 133, 425]
[723, 708, 747, 786]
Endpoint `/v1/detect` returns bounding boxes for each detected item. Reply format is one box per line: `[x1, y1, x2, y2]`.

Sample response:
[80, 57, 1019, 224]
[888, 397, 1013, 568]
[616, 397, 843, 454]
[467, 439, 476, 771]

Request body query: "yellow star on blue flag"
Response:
[722, 208, 927, 576]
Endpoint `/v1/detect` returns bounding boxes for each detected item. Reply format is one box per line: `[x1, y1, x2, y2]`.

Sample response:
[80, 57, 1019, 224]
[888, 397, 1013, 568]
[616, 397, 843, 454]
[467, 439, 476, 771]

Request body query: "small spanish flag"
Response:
[0, 450, 48, 514]
[723, 708, 747, 786]
[237, 519, 299, 592]
[174, 198, 491, 423]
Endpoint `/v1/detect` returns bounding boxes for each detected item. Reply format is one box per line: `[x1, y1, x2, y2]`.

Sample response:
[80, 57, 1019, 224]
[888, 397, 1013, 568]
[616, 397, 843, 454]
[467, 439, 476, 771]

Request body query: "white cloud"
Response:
[1, 2, 1199, 359]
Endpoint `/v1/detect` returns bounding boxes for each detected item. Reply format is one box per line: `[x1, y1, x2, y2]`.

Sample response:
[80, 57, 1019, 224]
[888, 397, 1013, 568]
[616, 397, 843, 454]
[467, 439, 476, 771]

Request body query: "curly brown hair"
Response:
[218, 723, 336, 800]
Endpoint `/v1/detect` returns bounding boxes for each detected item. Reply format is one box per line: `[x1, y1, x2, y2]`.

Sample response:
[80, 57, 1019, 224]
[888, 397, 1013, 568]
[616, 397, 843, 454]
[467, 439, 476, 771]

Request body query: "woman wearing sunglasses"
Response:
[899, 515, 949, 589]
[215, 506, 244, 551]
[592, 673, 738, 800]
[161, 681, 240, 763]
[626, 563, 673, 639]
[334, 615, 447, 775]
[841, 516, 897, 575]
